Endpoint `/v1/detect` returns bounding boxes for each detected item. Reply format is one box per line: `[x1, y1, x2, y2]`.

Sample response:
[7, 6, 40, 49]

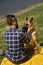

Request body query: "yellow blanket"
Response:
[1, 46, 43, 65]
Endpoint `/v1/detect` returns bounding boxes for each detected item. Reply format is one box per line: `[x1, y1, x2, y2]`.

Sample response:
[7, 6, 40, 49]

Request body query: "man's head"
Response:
[6, 14, 18, 28]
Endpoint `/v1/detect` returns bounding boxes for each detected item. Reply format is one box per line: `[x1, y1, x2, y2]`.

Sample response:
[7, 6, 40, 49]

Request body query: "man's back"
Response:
[4, 28, 27, 62]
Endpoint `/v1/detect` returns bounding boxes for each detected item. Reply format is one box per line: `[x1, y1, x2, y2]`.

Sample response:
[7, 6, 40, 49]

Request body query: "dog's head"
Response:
[25, 17, 33, 27]
[22, 17, 33, 32]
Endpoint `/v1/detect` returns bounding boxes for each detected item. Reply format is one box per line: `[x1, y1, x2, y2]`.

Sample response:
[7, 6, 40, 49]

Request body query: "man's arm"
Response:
[20, 31, 31, 43]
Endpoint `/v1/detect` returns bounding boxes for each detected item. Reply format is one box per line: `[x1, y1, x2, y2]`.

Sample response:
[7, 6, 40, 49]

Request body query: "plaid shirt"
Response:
[4, 28, 31, 63]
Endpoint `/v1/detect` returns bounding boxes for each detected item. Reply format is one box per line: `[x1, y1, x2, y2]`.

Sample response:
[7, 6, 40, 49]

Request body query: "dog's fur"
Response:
[22, 17, 41, 53]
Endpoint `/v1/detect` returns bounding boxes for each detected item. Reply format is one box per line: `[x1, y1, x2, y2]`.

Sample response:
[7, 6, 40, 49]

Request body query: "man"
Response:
[1, 15, 31, 65]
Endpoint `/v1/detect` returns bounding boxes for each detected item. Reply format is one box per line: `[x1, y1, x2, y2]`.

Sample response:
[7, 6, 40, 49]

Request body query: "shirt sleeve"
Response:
[25, 32, 31, 42]
[20, 31, 31, 43]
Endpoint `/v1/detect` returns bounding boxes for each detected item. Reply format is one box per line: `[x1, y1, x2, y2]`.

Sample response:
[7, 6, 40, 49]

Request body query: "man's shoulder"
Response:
[4, 29, 11, 35]
[17, 30, 23, 34]
[4, 29, 23, 35]
[18, 29, 22, 32]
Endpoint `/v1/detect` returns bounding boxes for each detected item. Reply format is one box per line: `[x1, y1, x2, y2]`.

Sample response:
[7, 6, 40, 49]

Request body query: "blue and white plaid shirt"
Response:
[4, 28, 31, 62]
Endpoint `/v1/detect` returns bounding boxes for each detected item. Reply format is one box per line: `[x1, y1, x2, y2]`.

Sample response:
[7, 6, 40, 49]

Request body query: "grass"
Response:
[0, 55, 5, 63]
[0, 3, 43, 63]
[17, 5, 43, 42]
[0, 22, 7, 28]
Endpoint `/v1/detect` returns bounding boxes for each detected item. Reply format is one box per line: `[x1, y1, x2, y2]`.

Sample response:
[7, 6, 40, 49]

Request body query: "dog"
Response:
[22, 17, 41, 54]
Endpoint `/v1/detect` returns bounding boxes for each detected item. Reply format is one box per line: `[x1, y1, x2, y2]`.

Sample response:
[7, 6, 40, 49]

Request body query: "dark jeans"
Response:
[6, 47, 34, 65]
[26, 46, 34, 56]
[15, 47, 34, 64]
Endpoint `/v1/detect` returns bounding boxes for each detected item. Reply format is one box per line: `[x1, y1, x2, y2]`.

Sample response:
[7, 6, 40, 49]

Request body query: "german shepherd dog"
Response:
[22, 17, 41, 54]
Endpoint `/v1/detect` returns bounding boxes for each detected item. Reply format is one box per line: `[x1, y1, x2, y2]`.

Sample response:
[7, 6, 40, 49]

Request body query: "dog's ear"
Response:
[30, 17, 33, 22]
[25, 17, 28, 20]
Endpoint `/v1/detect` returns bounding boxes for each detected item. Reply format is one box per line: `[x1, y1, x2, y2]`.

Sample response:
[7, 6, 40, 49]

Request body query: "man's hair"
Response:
[6, 14, 18, 26]
[6, 15, 18, 28]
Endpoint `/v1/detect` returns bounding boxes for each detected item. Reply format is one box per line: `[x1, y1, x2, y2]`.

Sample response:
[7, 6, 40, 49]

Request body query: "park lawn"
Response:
[0, 3, 43, 63]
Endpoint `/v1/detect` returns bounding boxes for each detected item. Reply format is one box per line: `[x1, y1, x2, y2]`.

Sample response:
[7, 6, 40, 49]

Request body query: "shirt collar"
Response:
[10, 28, 17, 32]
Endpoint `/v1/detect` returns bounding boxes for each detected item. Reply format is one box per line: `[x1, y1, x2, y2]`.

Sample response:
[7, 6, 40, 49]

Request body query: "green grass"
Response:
[0, 3, 43, 63]
[17, 5, 43, 42]
[0, 22, 7, 28]
[0, 55, 5, 64]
